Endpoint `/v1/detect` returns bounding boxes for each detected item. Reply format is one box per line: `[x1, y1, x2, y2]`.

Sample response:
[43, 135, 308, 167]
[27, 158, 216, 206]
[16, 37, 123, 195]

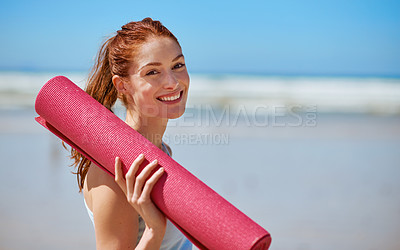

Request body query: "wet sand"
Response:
[1, 108, 400, 250]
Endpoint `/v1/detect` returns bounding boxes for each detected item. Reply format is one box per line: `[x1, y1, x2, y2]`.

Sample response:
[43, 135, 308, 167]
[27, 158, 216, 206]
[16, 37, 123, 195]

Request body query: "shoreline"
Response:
[1, 72, 400, 115]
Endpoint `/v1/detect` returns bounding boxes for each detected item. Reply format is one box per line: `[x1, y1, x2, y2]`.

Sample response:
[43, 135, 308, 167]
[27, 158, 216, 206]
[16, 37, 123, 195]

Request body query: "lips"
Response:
[157, 90, 183, 103]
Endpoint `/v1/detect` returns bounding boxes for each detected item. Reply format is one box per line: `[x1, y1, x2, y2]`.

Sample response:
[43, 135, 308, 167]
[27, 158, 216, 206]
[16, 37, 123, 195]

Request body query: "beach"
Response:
[1, 73, 400, 249]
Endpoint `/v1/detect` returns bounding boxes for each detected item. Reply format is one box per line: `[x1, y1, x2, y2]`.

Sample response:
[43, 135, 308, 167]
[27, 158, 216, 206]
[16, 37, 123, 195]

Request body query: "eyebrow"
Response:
[172, 54, 184, 62]
[138, 54, 184, 72]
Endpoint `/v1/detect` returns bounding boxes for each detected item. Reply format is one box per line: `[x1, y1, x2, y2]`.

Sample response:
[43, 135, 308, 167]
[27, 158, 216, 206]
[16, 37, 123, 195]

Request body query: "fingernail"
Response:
[159, 167, 164, 172]
[153, 159, 158, 164]
[139, 154, 144, 158]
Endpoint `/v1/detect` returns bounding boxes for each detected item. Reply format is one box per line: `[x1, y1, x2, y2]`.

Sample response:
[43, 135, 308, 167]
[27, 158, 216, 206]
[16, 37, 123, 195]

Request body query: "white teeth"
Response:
[159, 92, 181, 102]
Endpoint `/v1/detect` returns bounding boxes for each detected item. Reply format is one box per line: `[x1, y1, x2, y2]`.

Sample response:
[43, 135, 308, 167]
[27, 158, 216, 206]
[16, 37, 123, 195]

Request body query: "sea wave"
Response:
[1, 72, 400, 114]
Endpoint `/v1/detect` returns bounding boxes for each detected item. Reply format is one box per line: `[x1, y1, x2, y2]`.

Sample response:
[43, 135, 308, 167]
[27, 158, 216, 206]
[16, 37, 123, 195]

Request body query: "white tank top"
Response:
[84, 142, 194, 250]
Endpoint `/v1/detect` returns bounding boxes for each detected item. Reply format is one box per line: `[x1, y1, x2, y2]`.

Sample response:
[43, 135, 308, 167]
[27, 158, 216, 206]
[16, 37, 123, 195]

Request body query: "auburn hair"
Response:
[70, 18, 180, 192]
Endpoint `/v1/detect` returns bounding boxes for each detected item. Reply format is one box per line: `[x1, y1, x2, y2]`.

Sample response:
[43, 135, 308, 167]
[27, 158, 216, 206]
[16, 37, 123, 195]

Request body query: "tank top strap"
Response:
[161, 141, 171, 157]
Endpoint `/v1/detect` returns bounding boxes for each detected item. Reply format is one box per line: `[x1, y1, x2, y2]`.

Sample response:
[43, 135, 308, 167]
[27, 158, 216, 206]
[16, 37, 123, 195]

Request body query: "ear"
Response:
[112, 75, 127, 93]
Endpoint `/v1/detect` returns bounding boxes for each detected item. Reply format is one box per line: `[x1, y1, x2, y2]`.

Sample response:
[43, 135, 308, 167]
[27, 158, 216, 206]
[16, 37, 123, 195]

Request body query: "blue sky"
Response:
[0, 0, 399, 76]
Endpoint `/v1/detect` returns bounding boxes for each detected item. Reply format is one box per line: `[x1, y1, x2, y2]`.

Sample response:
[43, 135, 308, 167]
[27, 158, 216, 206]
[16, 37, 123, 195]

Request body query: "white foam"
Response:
[1, 72, 400, 114]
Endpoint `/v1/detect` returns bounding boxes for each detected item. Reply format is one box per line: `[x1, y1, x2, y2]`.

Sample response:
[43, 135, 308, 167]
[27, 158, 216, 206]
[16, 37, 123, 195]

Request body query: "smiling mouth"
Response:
[157, 90, 183, 103]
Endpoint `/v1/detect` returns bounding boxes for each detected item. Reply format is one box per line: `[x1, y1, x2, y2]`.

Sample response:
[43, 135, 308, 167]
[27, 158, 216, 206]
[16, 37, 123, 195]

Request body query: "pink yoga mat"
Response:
[35, 76, 271, 249]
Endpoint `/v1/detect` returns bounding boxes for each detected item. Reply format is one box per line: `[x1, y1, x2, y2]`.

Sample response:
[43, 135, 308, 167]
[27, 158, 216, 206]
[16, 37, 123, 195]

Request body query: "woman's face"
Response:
[122, 37, 190, 119]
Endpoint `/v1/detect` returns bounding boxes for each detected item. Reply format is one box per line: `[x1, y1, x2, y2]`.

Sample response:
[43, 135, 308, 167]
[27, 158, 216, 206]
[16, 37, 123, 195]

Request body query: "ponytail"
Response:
[86, 37, 118, 111]
[70, 37, 118, 192]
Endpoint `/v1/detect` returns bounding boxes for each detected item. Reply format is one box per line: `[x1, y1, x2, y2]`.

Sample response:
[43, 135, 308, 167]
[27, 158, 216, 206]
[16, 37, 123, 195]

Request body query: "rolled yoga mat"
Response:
[35, 76, 271, 250]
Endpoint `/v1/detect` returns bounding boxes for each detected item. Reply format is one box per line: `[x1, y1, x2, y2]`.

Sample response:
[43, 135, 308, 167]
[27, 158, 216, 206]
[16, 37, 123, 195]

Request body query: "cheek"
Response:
[124, 83, 153, 109]
[178, 71, 190, 86]
[136, 86, 156, 105]
[134, 87, 161, 117]
[130, 80, 151, 99]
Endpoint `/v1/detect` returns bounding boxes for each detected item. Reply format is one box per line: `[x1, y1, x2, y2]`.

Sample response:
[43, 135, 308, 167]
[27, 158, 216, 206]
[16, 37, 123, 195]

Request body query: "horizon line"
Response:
[0, 68, 399, 79]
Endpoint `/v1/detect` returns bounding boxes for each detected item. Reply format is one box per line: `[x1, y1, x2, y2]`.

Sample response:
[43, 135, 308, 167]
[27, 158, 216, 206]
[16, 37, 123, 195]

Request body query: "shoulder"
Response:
[85, 163, 122, 204]
[85, 162, 134, 214]
[85, 162, 139, 248]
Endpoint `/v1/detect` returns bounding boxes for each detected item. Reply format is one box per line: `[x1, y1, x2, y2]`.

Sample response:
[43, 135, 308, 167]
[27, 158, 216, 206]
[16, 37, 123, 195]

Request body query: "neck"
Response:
[125, 109, 168, 149]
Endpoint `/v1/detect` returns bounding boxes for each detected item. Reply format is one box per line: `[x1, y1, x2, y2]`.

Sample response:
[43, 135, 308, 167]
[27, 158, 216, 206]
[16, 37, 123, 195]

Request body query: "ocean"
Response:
[0, 72, 399, 249]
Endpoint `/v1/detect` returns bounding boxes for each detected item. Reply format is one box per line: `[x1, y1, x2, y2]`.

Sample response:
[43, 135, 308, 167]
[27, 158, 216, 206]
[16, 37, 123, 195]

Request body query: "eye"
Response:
[173, 63, 185, 70]
[146, 70, 158, 76]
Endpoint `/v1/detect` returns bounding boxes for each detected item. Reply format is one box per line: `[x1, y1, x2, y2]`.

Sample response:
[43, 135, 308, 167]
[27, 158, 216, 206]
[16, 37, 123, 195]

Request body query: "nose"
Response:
[163, 71, 179, 90]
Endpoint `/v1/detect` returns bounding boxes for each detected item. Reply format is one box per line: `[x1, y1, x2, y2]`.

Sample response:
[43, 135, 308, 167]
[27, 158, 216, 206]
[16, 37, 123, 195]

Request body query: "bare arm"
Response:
[87, 164, 139, 249]
[86, 154, 166, 250]
[114, 155, 167, 249]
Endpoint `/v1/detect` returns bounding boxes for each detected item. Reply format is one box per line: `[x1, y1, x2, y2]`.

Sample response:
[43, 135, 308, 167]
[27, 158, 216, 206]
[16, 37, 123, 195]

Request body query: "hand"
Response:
[114, 154, 167, 235]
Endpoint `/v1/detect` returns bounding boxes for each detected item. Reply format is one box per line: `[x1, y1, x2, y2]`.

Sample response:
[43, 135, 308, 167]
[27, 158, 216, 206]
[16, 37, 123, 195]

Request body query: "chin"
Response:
[166, 108, 186, 119]
[162, 100, 187, 119]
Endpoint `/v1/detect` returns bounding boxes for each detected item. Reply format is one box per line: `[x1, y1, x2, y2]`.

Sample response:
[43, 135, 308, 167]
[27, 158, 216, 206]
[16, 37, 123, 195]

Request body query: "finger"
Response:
[133, 159, 159, 199]
[126, 153, 145, 178]
[114, 157, 126, 194]
[140, 167, 165, 201]
[126, 154, 145, 199]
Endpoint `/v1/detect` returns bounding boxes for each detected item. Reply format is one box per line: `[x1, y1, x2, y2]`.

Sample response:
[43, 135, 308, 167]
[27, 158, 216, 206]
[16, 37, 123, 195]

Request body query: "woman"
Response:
[70, 18, 192, 249]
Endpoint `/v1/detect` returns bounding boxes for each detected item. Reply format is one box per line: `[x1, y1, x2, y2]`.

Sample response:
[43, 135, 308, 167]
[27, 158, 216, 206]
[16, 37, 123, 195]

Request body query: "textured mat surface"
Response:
[35, 76, 271, 249]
